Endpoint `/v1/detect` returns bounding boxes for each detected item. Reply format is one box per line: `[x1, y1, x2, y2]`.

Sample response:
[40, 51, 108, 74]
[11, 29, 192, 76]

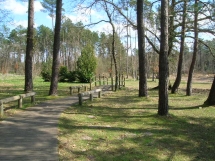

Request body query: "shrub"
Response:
[41, 60, 52, 82]
[67, 71, 78, 82]
[59, 66, 68, 82]
[76, 71, 92, 83]
[77, 45, 97, 83]
[41, 71, 51, 82]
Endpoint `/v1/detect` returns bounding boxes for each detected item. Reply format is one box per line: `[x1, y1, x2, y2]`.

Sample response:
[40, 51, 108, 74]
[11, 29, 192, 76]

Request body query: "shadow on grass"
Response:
[59, 92, 215, 161]
[170, 103, 212, 110]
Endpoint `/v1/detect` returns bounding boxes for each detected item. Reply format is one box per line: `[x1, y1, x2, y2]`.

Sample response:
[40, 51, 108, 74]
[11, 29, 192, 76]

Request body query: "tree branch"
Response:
[186, 35, 215, 58]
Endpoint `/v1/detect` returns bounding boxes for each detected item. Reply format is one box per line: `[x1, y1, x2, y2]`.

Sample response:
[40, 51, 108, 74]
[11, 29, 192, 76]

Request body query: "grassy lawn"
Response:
[58, 78, 215, 161]
[1, 74, 215, 160]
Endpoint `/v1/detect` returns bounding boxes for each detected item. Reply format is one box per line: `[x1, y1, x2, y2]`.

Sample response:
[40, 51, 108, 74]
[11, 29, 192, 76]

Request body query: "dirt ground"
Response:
[170, 74, 214, 94]
[172, 74, 214, 83]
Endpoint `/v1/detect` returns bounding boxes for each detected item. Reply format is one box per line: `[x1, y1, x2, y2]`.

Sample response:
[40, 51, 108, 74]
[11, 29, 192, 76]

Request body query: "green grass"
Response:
[58, 79, 215, 161]
[1, 74, 215, 160]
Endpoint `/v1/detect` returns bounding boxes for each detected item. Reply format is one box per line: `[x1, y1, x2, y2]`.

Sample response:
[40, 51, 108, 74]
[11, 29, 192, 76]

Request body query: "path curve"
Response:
[0, 85, 111, 161]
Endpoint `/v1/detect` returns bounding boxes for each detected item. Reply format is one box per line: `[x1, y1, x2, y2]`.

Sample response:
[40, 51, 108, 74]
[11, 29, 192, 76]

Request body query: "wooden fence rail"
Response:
[69, 85, 87, 95]
[0, 92, 36, 117]
[78, 89, 102, 105]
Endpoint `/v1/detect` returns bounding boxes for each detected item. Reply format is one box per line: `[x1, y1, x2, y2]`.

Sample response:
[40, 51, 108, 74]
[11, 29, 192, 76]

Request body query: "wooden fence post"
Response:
[90, 94, 93, 101]
[69, 87, 72, 95]
[123, 74, 125, 86]
[31, 95, 35, 103]
[98, 91, 101, 98]
[78, 94, 83, 105]
[103, 75, 105, 85]
[18, 96, 23, 108]
[0, 101, 4, 117]
[99, 74, 101, 86]
[95, 76, 97, 87]
[111, 76, 114, 91]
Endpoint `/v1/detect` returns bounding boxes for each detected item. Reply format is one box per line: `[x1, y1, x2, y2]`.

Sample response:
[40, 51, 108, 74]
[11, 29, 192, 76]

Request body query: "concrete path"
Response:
[0, 86, 111, 161]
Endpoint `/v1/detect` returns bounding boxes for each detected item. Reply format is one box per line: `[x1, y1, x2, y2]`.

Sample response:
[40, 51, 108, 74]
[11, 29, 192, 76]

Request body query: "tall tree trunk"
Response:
[137, 0, 147, 97]
[168, 0, 175, 56]
[104, 2, 118, 91]
[24, 0, 34, 92]
[205, 76, 215, 105]
[158, 0, 169, 116]
[171, 0, 187, 94]
[112, 30, 119, 91]
[126, 9, 129, 79]
[186, 0, 198, 96]
[111, 21, 118, 91]
[49, 0, 62, 95]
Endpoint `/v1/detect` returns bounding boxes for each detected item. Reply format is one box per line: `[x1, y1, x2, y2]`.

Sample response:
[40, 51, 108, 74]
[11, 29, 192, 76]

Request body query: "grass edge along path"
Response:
[0, 85, 112, 161]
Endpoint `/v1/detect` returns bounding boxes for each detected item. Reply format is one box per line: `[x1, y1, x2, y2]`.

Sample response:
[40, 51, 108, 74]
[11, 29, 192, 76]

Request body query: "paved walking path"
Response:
[0, 85, 111, 161]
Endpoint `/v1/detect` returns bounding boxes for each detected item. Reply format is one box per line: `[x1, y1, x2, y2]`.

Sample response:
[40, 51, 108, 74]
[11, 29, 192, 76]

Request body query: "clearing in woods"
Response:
[0, 74, 214, 160]
[58, 74, 215, 161]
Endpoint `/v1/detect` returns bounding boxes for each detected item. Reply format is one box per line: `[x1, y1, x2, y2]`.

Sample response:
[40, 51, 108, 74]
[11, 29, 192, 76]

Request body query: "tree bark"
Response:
[24, 0, 34, 92]
[205, 76, 215, 105]
[137, 0, 147, 97]
[171, 0, 187, 94]
[158, 0, 169, 116]
[186, 0, 198, 96]
[49, 0, 62, 95]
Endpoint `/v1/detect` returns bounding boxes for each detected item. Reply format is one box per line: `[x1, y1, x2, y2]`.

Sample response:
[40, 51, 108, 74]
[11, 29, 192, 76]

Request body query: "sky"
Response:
[2, 0, 46, 28]
[5, 0, 214, 52]
[0, 0, 138, 54]
[1, 0, 214, 42]
[0, 0, 116, 34]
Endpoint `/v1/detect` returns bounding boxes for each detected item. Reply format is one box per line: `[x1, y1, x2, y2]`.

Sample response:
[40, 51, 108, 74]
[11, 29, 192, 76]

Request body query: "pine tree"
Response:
[41, 0, 56, 29]
[25, 0, 34, 92]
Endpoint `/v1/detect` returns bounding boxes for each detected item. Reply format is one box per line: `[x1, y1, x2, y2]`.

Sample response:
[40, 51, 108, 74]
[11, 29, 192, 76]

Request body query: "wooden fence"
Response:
[89, 74, 125, 90]
[0, 92, 36, 117]
[78, 89, 102, 105]
[69, 85, 87, 95]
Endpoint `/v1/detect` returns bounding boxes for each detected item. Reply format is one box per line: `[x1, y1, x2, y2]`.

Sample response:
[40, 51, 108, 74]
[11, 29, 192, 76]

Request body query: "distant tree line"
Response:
[0, 21, 214, 78]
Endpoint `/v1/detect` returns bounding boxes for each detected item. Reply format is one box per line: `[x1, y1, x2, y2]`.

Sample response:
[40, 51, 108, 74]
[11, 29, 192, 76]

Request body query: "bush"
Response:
[77, 45, 97, 83]
[76, 71, 92, 83]
[41, 71, 51, 82]
[67, 71, 78, 82]
[59, 66, 78, 83]
[59, 66, 68, 82]
[41, 60, 52, 82]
